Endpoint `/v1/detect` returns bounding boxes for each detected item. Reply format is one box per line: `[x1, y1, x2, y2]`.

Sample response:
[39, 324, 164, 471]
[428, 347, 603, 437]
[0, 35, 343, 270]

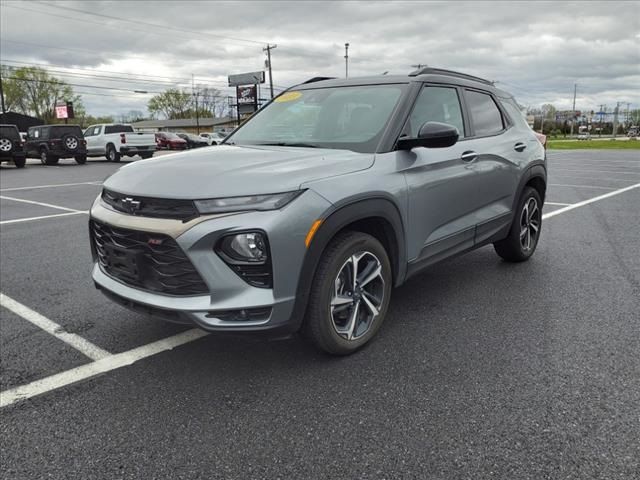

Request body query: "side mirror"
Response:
[397, 121, 459, 150]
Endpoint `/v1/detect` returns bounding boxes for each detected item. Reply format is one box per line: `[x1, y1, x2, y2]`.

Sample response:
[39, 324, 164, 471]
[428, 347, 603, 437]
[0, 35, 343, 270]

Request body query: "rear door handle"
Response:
[514, 142, 527, 152]
[461, 151, 478, 162]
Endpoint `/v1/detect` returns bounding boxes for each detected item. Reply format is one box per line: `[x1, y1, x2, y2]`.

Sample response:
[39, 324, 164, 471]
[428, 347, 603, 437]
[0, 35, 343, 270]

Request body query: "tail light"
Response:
[120, 133, 126, 144]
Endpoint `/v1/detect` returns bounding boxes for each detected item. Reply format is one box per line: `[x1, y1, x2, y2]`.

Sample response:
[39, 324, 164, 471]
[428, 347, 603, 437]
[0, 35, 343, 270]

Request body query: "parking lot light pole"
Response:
[344, 43, 350, 78]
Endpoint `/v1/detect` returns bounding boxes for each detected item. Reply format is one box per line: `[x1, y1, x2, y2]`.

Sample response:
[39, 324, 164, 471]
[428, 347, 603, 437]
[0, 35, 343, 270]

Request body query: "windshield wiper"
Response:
[255, 142, 318, 148]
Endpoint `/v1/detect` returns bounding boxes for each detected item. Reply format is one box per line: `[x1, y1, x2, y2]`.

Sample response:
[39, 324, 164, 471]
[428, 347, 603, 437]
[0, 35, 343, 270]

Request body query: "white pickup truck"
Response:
[84, 124, 157, 162]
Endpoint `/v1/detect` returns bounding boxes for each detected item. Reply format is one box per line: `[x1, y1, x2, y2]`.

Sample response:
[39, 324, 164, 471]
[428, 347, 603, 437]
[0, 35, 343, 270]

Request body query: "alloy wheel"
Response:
[0, 138, 12, 152]
[520, 197, 540, 252]
[330, 251, 385, 341]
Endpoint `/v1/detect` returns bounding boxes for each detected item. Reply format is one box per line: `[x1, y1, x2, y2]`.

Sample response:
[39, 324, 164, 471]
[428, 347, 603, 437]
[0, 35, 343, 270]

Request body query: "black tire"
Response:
[303, 231, 392, 355]
[494, 186, 542, 262]
[61, 134, 80, 152]
[75, 154, 87, 165]
[106, 145, 121, 162]
[140, 152, 154, 159]
[40, 148, 59, 165]
[13, 155, 26, 168]
[0, 137, 14, 154]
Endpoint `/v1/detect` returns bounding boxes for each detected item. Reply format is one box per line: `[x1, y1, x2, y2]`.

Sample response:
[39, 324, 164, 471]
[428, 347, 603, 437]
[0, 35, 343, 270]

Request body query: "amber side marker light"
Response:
[305, 219, 323, 248]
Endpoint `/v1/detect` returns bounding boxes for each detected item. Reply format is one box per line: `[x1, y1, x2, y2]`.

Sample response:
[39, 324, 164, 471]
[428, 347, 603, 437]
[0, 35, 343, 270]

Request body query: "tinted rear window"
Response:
[105, 125, 134, 134]
[0, 126, 20, 140]
[50, 126, 83, 137]
[465, 90, 504, 136]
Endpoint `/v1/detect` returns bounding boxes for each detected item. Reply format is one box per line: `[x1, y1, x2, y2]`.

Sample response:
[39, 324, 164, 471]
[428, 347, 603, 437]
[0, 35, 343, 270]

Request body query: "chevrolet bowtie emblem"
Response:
[121, 197, 142, 214]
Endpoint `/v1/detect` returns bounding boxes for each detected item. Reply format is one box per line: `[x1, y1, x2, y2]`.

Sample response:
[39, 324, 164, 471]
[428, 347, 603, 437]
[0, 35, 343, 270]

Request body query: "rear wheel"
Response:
[40, 148, 59, 165]
[304, 231, 392, 355]
[494, 186, 542, 262]
[106, 145, 121, 162]
[139, 152, 154, 159]
[75, 154, 87, 165]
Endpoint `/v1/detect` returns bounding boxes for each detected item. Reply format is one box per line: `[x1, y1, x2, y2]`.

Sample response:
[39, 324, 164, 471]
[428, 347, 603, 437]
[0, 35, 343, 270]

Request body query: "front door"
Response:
[401, 85, 479, 264]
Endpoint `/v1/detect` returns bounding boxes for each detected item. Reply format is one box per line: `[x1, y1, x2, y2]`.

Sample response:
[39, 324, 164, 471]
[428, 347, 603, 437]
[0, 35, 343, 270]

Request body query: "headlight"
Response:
[194, 191, 302, 214]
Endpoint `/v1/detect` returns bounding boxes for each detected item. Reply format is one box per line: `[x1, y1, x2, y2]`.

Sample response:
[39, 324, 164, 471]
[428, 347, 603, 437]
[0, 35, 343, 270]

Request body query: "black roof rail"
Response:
[409, 67, 494, 86]
[301, 76, 336, 84]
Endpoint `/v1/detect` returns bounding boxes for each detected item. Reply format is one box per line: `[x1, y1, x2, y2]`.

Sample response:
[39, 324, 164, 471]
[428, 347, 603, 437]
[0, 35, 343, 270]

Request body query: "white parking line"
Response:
[1, 181, 639, 408]
[0, 329, 208, 408]
[0, 293, 111, 361]
[548, 183, 617, 190]
[0, 195, 85, 213]
[0, 181, 102, 192]
[545, 202, 571, 206]
[550, 168, 640, 176]
[543, 183, 640, 219]
[0, 211, 88, 225]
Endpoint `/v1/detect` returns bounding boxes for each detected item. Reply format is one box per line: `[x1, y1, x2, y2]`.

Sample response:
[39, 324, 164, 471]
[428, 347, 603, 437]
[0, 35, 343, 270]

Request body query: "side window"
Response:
[93, 126, 102, 136]
[465, 90, 504, 136]
[84, 127, 94, 137]
[409, 86, 465, 138]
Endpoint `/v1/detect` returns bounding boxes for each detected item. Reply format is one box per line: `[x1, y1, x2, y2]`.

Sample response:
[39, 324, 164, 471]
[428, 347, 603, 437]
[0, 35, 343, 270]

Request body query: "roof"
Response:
[293, 70, 512, 97]
[131, 117, 234, 129]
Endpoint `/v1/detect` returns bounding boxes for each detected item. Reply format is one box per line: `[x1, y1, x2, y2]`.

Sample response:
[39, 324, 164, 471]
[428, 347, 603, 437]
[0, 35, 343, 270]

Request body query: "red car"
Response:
[155, 132, 188, 150]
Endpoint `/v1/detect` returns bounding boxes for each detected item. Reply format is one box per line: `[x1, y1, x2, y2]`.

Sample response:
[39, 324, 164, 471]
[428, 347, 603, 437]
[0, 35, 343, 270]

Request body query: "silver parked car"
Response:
[90, 68, 547, 355]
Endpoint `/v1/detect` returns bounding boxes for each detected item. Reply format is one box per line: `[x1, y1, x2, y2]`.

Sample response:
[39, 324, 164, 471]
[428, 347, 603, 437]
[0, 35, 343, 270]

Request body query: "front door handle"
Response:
[461, 150, 478, 162]
[514, 142, 527, 152]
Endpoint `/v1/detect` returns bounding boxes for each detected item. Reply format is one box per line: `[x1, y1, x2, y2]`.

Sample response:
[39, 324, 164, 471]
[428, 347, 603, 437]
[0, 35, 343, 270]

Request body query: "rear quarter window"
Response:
[51, 126, 83, 137]
[0, 126, 20, 140]
[465, 90, 505, 136]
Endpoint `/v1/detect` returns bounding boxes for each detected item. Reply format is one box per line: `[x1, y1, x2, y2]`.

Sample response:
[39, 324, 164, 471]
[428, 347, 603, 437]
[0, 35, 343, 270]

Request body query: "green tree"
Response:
[0, 65, 84, 123]
[147, 88, 193, 119]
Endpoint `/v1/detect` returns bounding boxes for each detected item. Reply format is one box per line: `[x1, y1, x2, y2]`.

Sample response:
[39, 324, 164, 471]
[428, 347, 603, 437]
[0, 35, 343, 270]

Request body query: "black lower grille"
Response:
[91, 220, 208, 295]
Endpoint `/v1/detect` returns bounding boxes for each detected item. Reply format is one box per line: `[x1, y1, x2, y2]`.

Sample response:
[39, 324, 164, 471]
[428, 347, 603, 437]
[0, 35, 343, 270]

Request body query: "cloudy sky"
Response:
[1, 0, 639, 117]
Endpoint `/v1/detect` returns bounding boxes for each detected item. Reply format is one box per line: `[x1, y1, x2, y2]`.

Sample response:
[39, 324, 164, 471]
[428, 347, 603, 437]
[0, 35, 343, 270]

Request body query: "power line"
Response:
[35, 0, 268, 45]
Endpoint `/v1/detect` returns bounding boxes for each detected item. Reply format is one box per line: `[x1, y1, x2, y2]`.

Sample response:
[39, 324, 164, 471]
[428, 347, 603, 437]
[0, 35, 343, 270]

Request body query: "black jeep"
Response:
[0, 124, 27, 168]
[25, 124, 88, 165]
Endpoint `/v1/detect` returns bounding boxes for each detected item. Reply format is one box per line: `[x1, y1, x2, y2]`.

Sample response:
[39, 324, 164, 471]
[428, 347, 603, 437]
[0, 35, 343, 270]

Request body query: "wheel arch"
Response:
[288, 196, 407, 331]
[513, 162, 547, 212]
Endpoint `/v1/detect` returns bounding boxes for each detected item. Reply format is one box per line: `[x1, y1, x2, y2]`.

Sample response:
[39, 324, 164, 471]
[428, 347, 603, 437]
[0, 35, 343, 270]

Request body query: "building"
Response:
[0, 112, 44, 132]
[130, 117, 236, 134]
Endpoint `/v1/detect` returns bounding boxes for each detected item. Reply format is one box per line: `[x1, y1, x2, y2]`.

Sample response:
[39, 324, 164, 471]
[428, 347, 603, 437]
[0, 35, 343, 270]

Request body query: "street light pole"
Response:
[0, 73, 6, 114]
[192, 74, 200, 134]
[344, 43, 350, 78]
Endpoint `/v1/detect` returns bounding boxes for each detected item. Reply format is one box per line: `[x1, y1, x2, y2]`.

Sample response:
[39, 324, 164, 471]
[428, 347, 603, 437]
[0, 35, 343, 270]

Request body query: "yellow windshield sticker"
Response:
[275, 91, 302, 103]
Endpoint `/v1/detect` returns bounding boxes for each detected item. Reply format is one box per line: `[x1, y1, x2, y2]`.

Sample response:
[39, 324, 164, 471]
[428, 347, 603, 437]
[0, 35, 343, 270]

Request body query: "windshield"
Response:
[227, 84, 406, 153]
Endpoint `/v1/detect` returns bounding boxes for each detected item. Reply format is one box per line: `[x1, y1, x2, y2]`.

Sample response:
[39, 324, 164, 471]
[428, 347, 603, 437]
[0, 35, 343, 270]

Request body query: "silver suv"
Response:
[90, 68, 546, 355]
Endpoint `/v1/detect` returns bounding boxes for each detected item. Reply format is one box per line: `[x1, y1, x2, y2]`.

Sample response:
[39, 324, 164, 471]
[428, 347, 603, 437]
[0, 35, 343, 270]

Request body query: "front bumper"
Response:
[90, 190, 331, 333]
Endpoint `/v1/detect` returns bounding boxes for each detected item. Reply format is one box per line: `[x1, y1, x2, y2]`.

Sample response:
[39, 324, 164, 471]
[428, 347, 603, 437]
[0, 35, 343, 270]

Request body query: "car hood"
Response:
[103, 145, 373, 199]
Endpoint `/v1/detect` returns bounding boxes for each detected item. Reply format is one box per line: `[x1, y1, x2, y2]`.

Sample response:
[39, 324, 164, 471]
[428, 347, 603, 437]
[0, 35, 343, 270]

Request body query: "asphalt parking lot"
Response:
[1, 150, 639, 479]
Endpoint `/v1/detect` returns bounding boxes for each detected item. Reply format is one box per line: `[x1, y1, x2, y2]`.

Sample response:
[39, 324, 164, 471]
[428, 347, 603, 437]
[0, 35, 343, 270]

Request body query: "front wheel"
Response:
[13, 156, 26, 168]
[303, 231, 392, 355]
[75, 155, 87, 165]
[40, 149, 59, 165]
[494, 186, 542, 262]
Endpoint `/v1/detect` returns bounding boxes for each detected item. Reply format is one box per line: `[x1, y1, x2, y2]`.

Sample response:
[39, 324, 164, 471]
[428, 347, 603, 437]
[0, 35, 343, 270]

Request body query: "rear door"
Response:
[402, 85, 480, 264]
[461, 89, 522, 244]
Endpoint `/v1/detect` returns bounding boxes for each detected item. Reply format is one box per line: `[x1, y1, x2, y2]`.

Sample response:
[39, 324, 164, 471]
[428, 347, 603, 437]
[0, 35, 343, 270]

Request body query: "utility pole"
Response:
[263, 44, 277, 99]
[344, 43, 350, 78]
[192, 74, 200, 134]
[570, 83, 577, 136]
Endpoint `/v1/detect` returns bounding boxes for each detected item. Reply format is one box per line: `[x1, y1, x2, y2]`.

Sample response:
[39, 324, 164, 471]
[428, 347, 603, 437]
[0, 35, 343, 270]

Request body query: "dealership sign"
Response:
[55, 102, 75, 120]
[228, 71, 265, 87]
